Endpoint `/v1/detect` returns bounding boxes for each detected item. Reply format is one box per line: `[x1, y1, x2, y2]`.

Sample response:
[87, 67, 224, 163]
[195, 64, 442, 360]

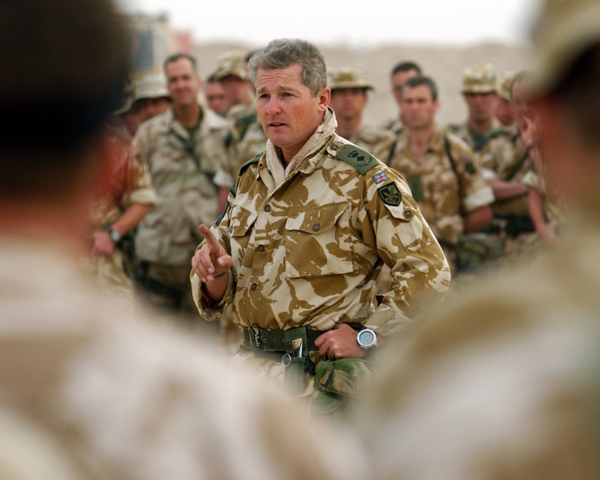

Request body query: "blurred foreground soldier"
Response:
[328, 67, 395, 162]
[191, 39, 450, 417]
[204, 73, 228, 115]
[388, 76, 494, 273]
[131, 74, 171, 125]
[0, 2, 366, 479]
[84, 96, 156, 306]
[355, 0, 600, 477]
[384, 61, 422, 134]
[134, 53, 233, 316]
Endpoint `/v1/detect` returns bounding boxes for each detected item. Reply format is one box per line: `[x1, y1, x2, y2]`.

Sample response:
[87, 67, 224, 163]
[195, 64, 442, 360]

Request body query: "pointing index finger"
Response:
[198, 224, 219, 246]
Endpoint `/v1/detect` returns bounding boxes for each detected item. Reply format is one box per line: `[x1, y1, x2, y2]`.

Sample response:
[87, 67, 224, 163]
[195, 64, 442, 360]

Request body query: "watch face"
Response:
[358, 330, 375, 347]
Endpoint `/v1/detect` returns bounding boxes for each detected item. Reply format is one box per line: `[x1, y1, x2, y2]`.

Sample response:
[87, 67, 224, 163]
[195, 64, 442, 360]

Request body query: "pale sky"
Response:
[120, 0, 541, 47]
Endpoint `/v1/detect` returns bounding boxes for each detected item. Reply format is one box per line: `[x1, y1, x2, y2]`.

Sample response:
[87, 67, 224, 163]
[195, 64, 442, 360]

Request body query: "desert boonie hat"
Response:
[133, 74, 169, 102]
[461, 64, 500, 94]
[499, 72, 516, 101]
[213, 50, 247, 81]
[328, 68, 374, 91]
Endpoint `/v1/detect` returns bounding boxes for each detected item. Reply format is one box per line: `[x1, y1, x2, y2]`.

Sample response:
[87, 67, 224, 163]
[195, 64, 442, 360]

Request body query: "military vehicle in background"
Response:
[122, 13, 193, 82]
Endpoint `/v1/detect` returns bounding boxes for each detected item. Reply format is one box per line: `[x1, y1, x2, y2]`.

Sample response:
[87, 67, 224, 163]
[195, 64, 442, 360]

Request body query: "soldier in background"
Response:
[355, 0, 600, 477]
[0, 1, 368, 479]
[388, 76, 493, 273]
[131, 74, 171, 126]
[496, 72, 517, 128]
[85, 93, 156, 306]
[204, 73, 228, 116]
[213, 49, 267, 212]
[328, 67, 395, 163]
[451, 65, 539, 261]
[134, 53, 234, 317]
[383, 61, 422, 134]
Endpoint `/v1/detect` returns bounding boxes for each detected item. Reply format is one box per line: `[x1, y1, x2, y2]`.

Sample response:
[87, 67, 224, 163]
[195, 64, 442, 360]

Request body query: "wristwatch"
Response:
[356, 328, 377, 351]
[106, 227, 122, 244]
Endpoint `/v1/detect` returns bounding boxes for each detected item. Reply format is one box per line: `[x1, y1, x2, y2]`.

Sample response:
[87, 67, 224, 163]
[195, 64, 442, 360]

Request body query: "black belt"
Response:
[242, 325, 322, 353]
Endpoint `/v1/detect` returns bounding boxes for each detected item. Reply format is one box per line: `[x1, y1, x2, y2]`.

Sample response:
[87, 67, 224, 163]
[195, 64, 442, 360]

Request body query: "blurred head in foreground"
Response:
[0, 0, 126, 243]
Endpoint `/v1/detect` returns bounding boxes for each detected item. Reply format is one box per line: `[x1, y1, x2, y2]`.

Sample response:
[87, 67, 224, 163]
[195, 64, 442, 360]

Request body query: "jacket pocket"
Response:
[284, 203, 354, 278]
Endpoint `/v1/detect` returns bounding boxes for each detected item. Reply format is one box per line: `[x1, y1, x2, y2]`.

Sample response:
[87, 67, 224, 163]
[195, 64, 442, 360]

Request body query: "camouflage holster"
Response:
[311, 358, 374, 418]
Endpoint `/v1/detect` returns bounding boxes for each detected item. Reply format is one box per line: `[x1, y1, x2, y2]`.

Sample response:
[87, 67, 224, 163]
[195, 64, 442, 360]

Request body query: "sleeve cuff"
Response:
[190, 270, 235, 321]
[463, 185, 495, 212]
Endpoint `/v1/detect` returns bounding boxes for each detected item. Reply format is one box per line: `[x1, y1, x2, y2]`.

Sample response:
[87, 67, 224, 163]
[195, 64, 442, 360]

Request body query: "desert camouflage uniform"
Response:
[450, 120, 539, 259]
[134, 107, 233, 310]
[84, 123, 155, 306]
[388, 127, 494, 272]
[0, 238, 367, 480]
[192, 110, 450, 397]
[214, 102, 267, 188]
[382, 117, 403, 135]
[344, 123, 396, 167]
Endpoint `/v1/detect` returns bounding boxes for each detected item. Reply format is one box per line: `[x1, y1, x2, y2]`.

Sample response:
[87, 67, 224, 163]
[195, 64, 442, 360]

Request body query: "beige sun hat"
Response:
[528, 0, 600, 98]
[461, 64, 500, 94]
[499, 72, 516, 101]
[327, 67, 374, 91]
[133, 74, 169, 102]
[213, 50, 247, 81]
[113, 84, 135, 116]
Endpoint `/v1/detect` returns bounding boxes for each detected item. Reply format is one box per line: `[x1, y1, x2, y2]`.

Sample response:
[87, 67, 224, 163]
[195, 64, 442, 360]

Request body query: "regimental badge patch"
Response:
[378, 182, 402, 207]
[372, 171, 389, 184]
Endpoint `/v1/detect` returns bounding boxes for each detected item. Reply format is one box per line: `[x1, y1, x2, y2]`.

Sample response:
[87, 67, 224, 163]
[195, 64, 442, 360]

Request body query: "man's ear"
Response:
[317, 87, 331, 111]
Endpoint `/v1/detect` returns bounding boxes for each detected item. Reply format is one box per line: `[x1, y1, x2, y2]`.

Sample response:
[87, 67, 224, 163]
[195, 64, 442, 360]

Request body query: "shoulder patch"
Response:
[238, 151, 264, 176]
[336, 145, 377, 175]
[378, 182, 402, 207]
[372, 171, 389, 184]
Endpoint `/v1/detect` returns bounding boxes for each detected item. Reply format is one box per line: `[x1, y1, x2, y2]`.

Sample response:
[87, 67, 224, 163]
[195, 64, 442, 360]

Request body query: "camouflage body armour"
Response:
[388, 127, 494, 273]
[192, 110, 450, 409]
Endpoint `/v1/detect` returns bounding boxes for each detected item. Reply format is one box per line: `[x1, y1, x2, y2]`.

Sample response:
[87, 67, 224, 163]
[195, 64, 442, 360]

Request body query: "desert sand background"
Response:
[194, 42, 531, 127]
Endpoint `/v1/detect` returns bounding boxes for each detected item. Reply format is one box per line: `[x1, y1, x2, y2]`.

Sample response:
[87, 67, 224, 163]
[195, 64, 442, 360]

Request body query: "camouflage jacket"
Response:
[448, 120, 526, 182]
[382, 116, 403, 135]
[215, 102, 267, 188]
[192, 110, 450, 337]
[343, 122, 396, 167]
[389, 127, 494, 246]
[134, 107, 233, 265]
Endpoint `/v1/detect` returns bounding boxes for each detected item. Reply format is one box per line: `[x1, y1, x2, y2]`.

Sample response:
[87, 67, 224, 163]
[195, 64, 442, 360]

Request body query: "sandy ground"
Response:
[194, 41, 531, 126]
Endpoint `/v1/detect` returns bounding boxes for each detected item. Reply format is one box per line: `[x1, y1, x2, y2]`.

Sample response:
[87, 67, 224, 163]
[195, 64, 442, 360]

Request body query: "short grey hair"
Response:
[248, 39, 327, 96]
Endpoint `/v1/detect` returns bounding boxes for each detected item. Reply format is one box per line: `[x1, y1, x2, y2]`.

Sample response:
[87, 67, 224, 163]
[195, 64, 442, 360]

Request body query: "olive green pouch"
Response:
[311, 358, 374, 416]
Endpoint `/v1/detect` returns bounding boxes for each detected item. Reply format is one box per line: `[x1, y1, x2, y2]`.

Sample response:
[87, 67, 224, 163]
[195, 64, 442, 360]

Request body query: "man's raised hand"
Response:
[191, 224, 233, 283]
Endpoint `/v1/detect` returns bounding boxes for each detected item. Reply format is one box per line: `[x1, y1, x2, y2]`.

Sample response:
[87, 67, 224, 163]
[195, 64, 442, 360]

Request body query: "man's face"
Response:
[392, 69, 419, 106]
[165, 58, 201, 108]
[496, 98, 515, 126]
[220, 74, 252, 109]
[463, 92, 499, 124]
[400, 84, 439, 131]
[256, 63, 329, 158]
[137, 97, 171, 123]
[205, 82, 228, 115]
[329, 87, 368, 122]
